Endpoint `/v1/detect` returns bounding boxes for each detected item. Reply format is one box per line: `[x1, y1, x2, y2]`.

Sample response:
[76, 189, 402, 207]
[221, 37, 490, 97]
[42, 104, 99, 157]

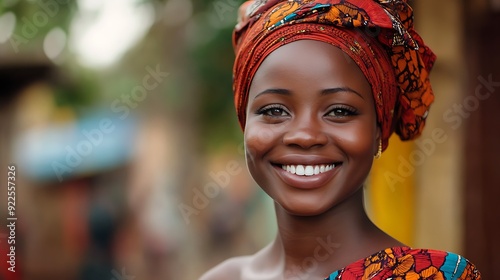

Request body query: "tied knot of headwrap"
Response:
[232, 0, 436, 151]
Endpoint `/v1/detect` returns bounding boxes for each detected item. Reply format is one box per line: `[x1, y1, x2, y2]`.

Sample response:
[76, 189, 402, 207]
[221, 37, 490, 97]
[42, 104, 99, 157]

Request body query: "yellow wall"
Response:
[367, 0, 466, 253]
[367, 136, 415, 246]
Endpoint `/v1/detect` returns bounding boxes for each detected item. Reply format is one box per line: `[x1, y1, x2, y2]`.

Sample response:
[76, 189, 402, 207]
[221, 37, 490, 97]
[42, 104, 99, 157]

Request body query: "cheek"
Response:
[341, 132, 374, 153]
[333, 123, 377, 188]
[336, 120, 377, 157]
[244, 123, 280, 163]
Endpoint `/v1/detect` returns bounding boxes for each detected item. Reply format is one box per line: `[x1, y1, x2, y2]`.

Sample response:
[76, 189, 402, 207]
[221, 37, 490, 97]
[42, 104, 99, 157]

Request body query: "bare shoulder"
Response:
[198, 255, 252, 280]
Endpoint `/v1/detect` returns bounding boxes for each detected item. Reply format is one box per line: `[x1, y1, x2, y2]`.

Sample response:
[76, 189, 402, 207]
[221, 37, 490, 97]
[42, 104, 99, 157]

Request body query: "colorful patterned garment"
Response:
[325, 247, 481, 280]
[232, 0, 436, 151]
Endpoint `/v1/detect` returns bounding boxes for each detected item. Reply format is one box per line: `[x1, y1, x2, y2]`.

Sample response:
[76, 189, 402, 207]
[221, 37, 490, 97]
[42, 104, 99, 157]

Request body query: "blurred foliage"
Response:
[191, 24, 242, 150]
[189, 0, 246, 150]
[1, 0, 246, 149]
[53, 66, 100, 108]
[4, 0, 78, 52]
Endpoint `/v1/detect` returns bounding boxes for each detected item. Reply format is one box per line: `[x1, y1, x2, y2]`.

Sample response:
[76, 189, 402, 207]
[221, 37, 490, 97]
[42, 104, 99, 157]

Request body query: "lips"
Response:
[270, 154, 342, 189]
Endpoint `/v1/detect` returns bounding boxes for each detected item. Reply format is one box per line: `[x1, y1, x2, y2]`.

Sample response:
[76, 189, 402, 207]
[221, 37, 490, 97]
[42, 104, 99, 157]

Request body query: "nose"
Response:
[282, 113, 328, 149]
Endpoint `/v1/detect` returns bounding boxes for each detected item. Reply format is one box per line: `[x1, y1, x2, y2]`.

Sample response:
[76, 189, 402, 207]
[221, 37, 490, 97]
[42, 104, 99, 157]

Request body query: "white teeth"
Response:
[281, 164, 335, 176]
[305, 166, 314, 176]
[296, 165, 305, 176]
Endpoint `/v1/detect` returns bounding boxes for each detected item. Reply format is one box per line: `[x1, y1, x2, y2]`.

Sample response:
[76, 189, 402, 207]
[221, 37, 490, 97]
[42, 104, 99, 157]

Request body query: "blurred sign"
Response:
[13, 112, 137, 182]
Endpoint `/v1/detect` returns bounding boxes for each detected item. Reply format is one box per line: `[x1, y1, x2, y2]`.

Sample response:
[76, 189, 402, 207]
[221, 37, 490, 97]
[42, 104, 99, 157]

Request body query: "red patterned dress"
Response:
[325, 247, 480, 280]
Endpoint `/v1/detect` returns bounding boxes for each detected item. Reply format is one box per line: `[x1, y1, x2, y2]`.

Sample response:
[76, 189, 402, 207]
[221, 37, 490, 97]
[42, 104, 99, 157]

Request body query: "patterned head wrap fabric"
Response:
[232, 0, 436, 151]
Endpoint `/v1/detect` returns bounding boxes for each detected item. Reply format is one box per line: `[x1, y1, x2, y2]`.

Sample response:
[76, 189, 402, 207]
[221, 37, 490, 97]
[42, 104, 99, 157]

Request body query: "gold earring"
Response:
[374, 140, 382, 159]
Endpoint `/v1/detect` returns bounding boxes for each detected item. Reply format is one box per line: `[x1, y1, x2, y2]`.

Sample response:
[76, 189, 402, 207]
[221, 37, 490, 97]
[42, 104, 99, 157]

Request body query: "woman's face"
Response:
[244, 40, 379, 216]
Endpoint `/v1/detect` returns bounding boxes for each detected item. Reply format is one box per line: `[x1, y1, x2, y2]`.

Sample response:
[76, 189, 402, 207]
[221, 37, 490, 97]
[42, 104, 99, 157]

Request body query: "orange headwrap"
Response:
[232, 0, 436, 151]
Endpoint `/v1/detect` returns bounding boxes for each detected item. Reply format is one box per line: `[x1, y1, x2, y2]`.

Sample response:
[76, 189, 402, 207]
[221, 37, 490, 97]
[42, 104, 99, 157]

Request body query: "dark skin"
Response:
[200, 40, 404, 280]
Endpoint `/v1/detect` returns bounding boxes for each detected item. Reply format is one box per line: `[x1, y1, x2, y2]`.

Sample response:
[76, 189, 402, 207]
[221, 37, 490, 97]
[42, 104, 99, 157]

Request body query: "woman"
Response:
[201, 0, 481, 279]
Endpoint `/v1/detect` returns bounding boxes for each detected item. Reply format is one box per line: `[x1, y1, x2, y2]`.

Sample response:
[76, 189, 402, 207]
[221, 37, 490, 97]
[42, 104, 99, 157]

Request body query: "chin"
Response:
[276, 196, 335, 217]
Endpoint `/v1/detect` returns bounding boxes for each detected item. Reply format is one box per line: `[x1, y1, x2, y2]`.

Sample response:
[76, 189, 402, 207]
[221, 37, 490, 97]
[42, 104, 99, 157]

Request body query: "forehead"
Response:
[249, 40, 372, 99]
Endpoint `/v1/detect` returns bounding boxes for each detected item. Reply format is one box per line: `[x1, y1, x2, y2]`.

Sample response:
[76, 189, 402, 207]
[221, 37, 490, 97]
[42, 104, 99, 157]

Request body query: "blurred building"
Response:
[368, 1, 500, 279]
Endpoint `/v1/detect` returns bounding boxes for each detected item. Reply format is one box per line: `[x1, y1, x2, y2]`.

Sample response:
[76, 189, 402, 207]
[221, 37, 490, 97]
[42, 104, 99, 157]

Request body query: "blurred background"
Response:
[0, 0, 498, 279]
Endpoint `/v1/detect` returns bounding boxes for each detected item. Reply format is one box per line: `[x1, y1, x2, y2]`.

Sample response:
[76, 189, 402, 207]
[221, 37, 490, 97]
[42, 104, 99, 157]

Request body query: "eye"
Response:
[257, 104, 290, 117]
[326, 105, 358, 118]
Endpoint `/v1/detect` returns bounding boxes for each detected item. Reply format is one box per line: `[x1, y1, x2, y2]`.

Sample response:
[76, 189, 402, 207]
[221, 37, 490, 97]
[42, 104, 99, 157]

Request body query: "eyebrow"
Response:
[254, 87, 364, 100]
[321, 87, 364, 100]
[254, 88, 291, 100]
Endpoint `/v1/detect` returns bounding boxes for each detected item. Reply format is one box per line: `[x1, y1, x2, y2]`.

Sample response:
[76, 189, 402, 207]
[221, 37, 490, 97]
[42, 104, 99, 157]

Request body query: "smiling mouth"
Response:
[280, 164, 338, 176]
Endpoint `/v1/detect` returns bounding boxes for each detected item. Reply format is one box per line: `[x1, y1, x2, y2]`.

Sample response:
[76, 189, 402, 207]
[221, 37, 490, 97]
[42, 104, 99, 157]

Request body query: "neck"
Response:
[271, 188, 401, 279]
